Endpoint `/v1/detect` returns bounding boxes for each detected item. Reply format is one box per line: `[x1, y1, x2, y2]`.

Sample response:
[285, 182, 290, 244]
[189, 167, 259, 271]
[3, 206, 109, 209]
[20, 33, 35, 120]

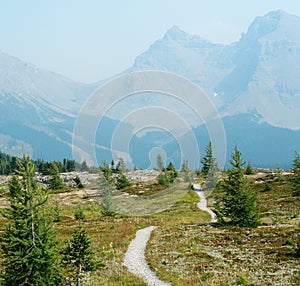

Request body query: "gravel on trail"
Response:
[123, 226, 171, 286]
[195, 190, 218, 223]
[123, 189, 217, 285]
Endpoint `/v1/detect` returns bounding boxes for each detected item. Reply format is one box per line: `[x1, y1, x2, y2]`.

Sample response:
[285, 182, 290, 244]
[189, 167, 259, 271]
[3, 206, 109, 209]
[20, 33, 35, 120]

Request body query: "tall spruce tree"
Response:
[201, 141, 219, 190]
[99, 171, 115, 216]
[291, 151, 300, 196]
[156, 154, 164, 171]
[201, 141, 218, 177]
[215, 146, 260, 227]
[0, 155, 62, 285]
[100, 160, 112, 181]
[205, 160, 219, 191]
[48, 162, 65, 190]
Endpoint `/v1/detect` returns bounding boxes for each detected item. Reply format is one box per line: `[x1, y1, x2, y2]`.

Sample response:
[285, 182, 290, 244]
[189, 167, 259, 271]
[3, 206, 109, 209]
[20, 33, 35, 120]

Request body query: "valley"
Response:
[0, 5, 300, 286]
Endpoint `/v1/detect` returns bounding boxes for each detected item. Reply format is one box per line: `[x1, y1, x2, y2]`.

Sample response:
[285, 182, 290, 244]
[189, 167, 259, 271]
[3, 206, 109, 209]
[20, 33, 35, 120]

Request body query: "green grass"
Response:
[145, 172, 300, 286]
[0, 171, 299, 285]
[146, 223, 300, 285]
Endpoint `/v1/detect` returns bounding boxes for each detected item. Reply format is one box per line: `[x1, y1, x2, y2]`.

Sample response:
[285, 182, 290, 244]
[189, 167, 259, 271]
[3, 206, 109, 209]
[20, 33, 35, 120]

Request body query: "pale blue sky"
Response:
[0, 0, 299, 83]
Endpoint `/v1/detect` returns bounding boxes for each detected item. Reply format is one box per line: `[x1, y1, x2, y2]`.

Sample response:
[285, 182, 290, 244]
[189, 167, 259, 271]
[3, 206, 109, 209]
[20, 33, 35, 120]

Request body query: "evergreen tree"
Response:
[52, 200, 62, 222]
[66, 159, 76, 172]
[181, 160, 190, 172]
[0, 151, 18, 175]
[74, 208, 85, 220]
[48, 162, 65, 190]
[291, 152, 300, 196]
[115, 174, 131, 190]
[116, 158, 126, 174]
[36, 159, 47, 174]
[157, 162, 178, 186]
[99, 171, 115, 216]
[63, 158, 68, 172]
[200, 142, 219, 190]
[205, 160, 219, 191]
[0, 155, 62, 285]
[215, 146, 260, 227]
[111, 160, 115, 171]
[74, 176, 84, 188]
[166, 162, 175, 171]
[156, 154, 164, 171]
[166, 162, 178, 183]
[274, 162, 284, 181]
[62, 227, 97, 286]
[245, 161, 254, 175]
[80, 160, 89, 172]
[100, 160, 112, 181]
[157, 172, 170, 186]
[201, 141, 218, 177]
[181, 160, 193, 183]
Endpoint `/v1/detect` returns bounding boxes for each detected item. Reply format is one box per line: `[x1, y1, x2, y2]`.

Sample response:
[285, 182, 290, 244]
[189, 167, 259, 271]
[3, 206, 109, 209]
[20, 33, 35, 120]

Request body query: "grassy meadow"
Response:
[0, 170, 299, 285]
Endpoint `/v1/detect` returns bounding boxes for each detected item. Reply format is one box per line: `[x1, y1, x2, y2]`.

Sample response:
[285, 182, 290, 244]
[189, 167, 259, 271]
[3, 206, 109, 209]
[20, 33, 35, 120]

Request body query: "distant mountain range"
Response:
[0, 50, 98, 160]
[0, 10, 300, 168]
[131, 10, 300, 130]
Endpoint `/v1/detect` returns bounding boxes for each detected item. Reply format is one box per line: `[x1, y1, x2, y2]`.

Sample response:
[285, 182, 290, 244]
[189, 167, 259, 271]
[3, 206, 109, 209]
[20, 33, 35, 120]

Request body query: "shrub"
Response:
[236, 275, 249, 285]
[116, 175, 131, 190]
[245, 161, 254, 175]
[74, 208, 85, 220]
[283, 238, 294, 246]
[157, 172, 170, 186]
[74, 176, 84, 188]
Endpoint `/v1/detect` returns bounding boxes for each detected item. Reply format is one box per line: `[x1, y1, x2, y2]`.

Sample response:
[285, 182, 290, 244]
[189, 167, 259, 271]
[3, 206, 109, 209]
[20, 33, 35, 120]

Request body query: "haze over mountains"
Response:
[131, 10, 300, 130]
[0, 10, 300, 168]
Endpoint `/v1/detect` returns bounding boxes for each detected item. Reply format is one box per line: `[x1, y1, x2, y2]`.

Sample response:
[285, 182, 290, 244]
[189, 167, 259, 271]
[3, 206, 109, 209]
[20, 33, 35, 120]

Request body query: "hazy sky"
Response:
[1, 0, 300, 83]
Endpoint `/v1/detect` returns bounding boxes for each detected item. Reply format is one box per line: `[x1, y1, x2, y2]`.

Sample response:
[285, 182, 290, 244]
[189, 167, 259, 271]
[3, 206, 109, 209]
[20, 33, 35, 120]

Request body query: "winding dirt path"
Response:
[123, 188, 217, 285]
[123, 226, 171, 286]
[194, 189, 218, 223]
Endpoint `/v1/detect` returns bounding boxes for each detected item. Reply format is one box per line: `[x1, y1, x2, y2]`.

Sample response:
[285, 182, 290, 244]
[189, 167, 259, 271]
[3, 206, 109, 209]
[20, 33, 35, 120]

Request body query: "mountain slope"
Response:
[129, 10, 300, 130]
[221, 10, 300, 129]
[0, 50, 97, 158]
[0, 50, 93, 117]
[1, 10, 300, 167]
[130, 25, 233, 103]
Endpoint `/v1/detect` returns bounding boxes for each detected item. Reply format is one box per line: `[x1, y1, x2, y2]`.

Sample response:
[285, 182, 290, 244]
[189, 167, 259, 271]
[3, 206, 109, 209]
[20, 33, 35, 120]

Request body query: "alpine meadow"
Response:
[0, 3, 299, 286]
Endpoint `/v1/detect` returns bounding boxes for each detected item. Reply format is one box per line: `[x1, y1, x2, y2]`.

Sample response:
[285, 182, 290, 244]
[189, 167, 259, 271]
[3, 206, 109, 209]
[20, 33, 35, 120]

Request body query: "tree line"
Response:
[0, 151, 93, 175]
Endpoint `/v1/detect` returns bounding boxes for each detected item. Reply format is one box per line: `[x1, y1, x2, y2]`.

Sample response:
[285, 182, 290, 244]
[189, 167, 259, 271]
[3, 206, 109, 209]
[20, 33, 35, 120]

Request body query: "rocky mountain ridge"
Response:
[0, 9, 299, 167]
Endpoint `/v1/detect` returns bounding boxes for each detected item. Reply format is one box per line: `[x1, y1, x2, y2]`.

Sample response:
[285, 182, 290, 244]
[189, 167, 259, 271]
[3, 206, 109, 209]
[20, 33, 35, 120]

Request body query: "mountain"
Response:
[130, 25, 232, 105]
[0, 51, 92, 116]
[119, 10, 300, 168]
[0, 50, 96, 159]
[220, 10, 300, 130]
[1, 10, 300, 168]
[130, 10, 300, 130]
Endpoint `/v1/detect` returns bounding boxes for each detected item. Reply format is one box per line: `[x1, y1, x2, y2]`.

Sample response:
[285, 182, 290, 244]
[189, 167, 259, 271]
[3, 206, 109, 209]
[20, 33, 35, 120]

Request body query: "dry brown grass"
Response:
[0, 171, 299, 285]
[145, 172, 300, 286]
[146, 224, 300, 285]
